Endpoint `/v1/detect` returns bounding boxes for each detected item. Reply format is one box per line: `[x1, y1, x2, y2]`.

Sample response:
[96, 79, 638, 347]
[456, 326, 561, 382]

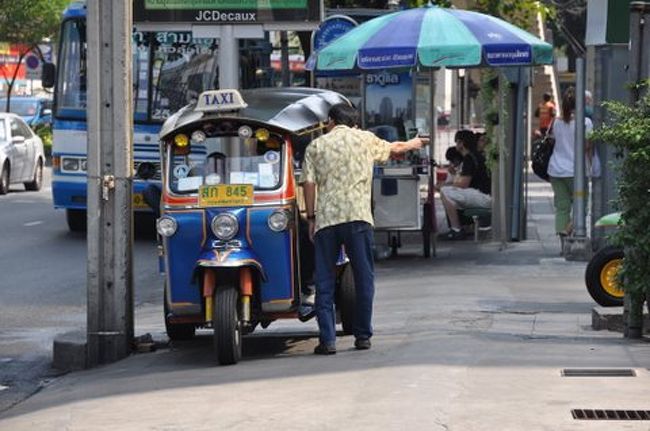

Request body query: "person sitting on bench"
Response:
[439, 130, 491, 240]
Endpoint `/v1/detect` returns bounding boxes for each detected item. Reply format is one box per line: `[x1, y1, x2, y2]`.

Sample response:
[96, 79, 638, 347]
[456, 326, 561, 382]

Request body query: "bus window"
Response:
[57, 19, 87, 115]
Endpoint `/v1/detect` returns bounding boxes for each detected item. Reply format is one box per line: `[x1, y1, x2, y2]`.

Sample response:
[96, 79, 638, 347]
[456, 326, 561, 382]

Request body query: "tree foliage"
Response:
[0, 0, 69, 110]
[591, 84, 650, 295]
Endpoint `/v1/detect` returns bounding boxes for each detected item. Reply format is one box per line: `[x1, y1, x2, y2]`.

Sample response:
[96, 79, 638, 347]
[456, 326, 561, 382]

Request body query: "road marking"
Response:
[24, 221, 43, 227]
[0, 385, 8, 392]
[13, 200, 36, 204]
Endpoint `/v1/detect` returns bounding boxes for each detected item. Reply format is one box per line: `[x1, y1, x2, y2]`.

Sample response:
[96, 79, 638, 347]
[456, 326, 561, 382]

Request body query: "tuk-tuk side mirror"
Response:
[41, 63, 56, 89]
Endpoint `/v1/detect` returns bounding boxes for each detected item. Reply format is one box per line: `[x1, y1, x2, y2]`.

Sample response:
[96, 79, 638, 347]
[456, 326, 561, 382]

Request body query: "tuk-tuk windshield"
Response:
[168, 134, 283, 194]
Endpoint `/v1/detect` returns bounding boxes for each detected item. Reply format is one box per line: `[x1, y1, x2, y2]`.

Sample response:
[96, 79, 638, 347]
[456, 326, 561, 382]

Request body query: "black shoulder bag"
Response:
[531, 120, 555, 182]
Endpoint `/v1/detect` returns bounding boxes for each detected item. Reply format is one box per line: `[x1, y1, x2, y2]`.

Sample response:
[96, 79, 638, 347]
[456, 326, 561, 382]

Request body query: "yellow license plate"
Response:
[199, 184, 254, 207]
[133, 193, 149, 209]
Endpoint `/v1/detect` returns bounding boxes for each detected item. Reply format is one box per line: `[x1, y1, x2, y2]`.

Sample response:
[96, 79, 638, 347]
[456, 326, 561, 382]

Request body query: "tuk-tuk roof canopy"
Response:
[159, 87, 351, 140]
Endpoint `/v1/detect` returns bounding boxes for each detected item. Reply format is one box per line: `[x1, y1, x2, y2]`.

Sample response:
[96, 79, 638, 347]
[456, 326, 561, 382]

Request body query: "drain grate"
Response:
[562, 368, 636, 377]
[572, 409, 650, 420]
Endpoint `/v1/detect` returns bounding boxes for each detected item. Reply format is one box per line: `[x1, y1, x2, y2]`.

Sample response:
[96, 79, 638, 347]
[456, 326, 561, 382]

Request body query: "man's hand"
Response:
[413, 135, 429, 149]
[308, 219, 316, 242]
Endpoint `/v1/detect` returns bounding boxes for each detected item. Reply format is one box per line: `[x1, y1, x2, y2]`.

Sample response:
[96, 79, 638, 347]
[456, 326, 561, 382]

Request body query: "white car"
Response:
[0, 113, 45, 194]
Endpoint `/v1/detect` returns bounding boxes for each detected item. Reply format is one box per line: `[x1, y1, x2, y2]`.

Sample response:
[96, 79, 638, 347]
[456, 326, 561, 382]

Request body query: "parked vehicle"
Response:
[155, 88, 356, 365]
[0, 97, 53, 128]
[0, 113, 45, 194]
[585, 212, 624, 307]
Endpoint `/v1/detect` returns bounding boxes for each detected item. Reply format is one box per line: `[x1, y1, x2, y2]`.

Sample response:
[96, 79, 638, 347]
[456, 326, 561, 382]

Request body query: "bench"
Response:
[458, 208, 492, 242]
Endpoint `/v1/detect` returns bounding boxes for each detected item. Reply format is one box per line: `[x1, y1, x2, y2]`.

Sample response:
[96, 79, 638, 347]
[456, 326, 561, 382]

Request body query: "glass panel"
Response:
[364, 70, 413, 141]
[148, 32, 218, 121]
[57, 19, 87, 113]
[168, 134, 283, 194]
[0, 120, 6, 141]
[0, 99, 39, 116]
[57, 23, 218, 122]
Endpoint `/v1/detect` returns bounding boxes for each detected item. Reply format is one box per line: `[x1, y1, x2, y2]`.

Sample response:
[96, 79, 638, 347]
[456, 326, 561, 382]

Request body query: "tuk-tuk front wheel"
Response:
[336, 264, 356, 336]
[585, 246, 624, 307]
[213, 284, 242, 365]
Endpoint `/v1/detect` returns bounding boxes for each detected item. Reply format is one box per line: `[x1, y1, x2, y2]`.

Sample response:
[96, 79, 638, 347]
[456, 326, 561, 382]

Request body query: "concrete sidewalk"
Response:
[1, 179, 649, 431]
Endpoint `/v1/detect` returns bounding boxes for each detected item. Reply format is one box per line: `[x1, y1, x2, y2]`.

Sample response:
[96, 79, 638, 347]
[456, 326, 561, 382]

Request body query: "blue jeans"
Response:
[314, 221, 375, 347]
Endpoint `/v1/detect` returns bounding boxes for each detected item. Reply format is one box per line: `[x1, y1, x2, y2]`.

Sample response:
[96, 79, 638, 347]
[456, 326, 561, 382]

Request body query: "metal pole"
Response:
[218, 26, 240, 89]
[630, 2, 650, 102]
[280, 31, 290, 87]
[86, 0, 134, 367]
[498, 72, 507, 247]
[510, 67, 526, 241]
[572, 57, 586, 238]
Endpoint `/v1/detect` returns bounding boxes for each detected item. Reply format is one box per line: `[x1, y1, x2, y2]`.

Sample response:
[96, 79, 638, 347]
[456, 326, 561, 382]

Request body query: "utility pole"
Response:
[86, 0, 134, 366]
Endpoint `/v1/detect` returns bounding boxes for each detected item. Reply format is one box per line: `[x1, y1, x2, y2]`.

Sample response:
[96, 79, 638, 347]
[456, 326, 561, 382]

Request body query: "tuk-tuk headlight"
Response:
[156, 216, 177, 237]
[212, 213, 239, 240]
[268, 210, 290, 232]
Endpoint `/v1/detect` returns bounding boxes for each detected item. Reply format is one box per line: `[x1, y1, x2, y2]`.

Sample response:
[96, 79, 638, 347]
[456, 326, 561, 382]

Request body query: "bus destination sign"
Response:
[134, 0, 322, 25]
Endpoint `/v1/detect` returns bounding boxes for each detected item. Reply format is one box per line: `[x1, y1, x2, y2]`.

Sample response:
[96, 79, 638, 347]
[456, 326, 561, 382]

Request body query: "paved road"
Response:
[1, 175, 649, 430]
[0, 168, 161, 412]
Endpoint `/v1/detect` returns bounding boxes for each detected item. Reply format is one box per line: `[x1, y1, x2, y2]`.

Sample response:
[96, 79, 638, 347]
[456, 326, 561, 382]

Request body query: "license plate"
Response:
[199, 184, 254, 207]
[133, 193, 148, 209]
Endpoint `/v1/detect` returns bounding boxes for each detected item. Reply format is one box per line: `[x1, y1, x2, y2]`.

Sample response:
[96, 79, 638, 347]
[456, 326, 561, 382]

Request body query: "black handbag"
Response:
[531, 121, 555, 182]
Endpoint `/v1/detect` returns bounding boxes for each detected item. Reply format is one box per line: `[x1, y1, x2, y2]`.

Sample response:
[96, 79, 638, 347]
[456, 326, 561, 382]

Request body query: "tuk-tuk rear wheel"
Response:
[213, 284, 242, 365]
[164, 289, 196, 341]
[336, 264, 356, 336]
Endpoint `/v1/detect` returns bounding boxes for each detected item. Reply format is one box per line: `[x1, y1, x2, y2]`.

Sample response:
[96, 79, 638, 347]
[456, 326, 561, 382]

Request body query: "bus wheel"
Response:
[336, 264, 356, 336]
[585, 246, 624, 307]
[66, 209, 87, 232]
[213, 284, 242, 365]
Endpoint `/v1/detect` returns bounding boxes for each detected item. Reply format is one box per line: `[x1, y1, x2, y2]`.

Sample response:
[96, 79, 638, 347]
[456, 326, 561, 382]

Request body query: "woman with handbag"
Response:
[548, 87, 600, 239]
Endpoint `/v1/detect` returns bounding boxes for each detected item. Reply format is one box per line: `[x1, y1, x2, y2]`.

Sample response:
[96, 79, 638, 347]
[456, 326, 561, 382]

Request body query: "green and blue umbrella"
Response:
[308, 5, 553, 71]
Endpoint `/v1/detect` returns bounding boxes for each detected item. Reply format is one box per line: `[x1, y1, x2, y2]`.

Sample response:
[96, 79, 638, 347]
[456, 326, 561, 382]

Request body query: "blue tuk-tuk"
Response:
[155, 88, 356, 365]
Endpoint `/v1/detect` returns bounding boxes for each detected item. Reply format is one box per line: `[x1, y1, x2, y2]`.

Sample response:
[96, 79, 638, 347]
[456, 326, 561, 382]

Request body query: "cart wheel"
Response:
[213, 284, 242, 365]
[164, 288, 195, 341]
[336, 264, 356, 336]
[585, 246, 624, 307]
[390, 235, 399, 257]
[422, 202, 432, 258]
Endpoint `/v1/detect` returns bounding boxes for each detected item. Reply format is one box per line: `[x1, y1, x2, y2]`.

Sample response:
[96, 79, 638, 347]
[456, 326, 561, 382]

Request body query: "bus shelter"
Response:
[308, 5, 553, 255]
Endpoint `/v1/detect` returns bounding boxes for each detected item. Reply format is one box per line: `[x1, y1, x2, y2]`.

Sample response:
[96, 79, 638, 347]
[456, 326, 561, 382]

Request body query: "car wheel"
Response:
[585, 245, 625, 307]
[0, 162, 9, 195]
[24, 158, 43, 191]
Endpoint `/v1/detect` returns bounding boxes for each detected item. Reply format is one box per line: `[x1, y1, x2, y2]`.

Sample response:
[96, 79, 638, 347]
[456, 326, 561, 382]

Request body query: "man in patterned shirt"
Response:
[300, 103, 428, 355]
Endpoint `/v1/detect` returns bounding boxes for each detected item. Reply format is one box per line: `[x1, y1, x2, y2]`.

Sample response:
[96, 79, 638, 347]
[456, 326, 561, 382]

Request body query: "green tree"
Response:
[0, 0, 69, 111]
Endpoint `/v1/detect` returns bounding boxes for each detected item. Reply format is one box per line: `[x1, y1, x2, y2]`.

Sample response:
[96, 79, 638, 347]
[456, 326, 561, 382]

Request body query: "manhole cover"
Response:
[562, 369, 636, 377]
[572, 409, 650, 420]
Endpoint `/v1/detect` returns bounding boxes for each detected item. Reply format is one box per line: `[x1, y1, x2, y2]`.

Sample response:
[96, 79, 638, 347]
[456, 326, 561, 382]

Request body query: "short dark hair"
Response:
[454, 129, 478, 153]
[543, 92, 552, 102]
[445, 146, 463, 165]
[328, 103, 358, 127]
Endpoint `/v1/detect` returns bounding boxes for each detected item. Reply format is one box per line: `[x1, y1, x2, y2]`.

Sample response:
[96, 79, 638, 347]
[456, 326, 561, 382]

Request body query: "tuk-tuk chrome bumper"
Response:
[196, 248, 267, 281]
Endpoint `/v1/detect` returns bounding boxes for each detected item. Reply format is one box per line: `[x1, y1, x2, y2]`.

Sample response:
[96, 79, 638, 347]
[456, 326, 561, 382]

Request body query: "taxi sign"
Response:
[199, 184, 254, 207]
[196, 90, 248, 113]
